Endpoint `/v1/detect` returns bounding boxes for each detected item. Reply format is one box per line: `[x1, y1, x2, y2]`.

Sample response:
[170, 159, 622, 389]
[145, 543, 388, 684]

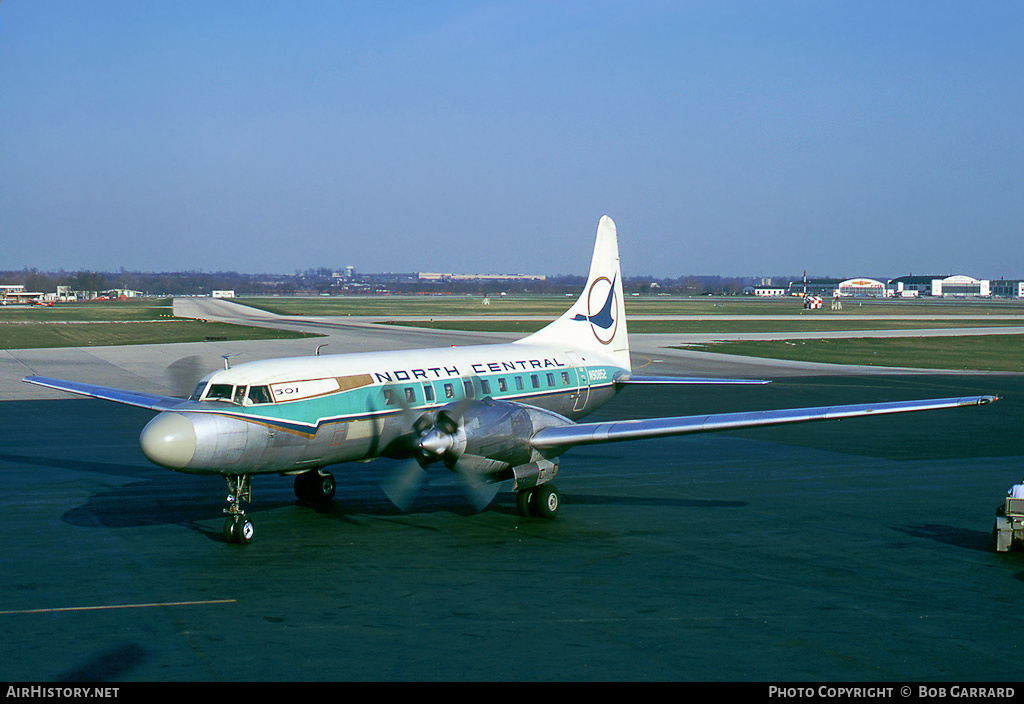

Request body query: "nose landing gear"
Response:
[222, 474, 254, 544]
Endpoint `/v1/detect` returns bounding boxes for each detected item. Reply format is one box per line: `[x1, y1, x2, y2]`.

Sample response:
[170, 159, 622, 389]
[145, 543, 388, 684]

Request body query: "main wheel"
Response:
[294, 470, 336, 503]
[532, 485, 560, 519]
[516, 489, 534, 517]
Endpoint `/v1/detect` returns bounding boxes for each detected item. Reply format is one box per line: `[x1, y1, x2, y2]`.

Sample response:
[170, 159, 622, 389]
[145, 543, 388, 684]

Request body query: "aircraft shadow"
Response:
[891, 523, 995, 554]
[55, 643, 147, 683]
[0, 451, 153, 480]
[42, 444, 747, 541]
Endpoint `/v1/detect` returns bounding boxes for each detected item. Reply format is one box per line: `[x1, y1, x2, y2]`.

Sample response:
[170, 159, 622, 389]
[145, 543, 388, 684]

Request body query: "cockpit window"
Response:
[205, 384, 234, 402]
[247, 385, 273, 405]
[189, 382, 207, 401]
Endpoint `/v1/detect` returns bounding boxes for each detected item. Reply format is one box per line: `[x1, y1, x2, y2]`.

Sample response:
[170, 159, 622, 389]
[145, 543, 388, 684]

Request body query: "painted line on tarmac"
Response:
[0, 599, 236, 615]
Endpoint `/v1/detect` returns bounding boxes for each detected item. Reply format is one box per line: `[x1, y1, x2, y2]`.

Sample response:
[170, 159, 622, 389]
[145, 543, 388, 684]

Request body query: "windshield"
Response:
[205, 384, 234, 402]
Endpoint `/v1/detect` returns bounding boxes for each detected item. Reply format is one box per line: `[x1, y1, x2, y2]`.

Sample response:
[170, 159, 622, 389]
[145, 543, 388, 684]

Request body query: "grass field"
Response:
[0, 298, 317, 349]
[236, 295, 1024, 318]
[0, 298, 176, 322]
[380, 317, 1024, 335]
[677, 336, 1024, 373]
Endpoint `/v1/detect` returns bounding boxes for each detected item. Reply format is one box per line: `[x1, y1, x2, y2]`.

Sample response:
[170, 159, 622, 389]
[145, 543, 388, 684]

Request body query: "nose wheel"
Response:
[222, 474, 254, 544]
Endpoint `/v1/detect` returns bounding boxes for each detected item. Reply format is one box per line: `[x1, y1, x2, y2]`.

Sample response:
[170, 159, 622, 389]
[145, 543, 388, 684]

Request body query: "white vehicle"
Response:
[994, 497, 1024, 552]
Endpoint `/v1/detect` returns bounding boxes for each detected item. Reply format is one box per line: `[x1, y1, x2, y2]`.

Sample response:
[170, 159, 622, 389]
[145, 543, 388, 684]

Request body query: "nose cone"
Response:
[418, 428, 454, 457]
[140, 412, 196, 470]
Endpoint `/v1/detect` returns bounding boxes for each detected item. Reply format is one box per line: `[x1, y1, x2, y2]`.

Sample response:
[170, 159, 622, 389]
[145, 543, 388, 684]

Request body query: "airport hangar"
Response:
[752, 275, 1021, 298]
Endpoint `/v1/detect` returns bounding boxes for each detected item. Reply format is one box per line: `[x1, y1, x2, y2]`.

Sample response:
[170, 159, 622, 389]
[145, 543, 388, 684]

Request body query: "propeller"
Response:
[380, 379, 500, 512]
[165, 355, 206, 397]
[378, 381, 438, 511]
[412, 401, 503, 512]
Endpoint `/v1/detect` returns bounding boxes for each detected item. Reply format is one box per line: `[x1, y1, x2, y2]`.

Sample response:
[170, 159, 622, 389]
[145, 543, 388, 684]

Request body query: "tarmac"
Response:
[1, 300, 1022, 682]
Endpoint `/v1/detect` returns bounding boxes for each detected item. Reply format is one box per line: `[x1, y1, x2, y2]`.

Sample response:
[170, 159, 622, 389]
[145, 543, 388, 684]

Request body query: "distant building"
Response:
[991, 280, 1024, 298]
[837, 278, 887, 297]
[888, 275, 942, 297]
[886, 275, 990, 298]
[1, 284, 25, 303]
[931, 275, 989, 297]
[212, 290, 236, 299]
[786, 278, 841, 297]
[417, 273, 547, 282]
[1, 284, 45, 305]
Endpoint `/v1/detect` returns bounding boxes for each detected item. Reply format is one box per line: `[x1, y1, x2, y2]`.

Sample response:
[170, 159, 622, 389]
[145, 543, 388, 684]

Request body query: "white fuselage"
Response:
[139, 340, 625, 475]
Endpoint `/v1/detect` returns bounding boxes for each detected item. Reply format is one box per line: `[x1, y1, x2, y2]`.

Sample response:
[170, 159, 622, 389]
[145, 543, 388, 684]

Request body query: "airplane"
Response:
[23, 216, 997, 543]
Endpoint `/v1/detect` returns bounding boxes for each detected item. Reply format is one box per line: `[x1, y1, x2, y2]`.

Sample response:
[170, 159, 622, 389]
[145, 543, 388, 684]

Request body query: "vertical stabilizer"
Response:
[517, 216, 630, 371]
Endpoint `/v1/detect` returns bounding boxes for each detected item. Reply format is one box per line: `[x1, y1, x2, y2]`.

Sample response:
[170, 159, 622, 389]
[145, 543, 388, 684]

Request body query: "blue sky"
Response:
[1, 1, 1022, 279]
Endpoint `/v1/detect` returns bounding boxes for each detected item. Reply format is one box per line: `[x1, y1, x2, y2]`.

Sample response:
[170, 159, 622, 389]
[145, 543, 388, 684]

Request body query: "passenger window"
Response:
[531, 375, 539, 389]
[383, 388, 396, 405]
[444, 383, 455, 399]
[498, 378, 508, 392]
[481, 380, 491, 395]
[561, 372, 570, 385]
[546, 373, 555, 387]
[405, 387, 416, 404]
[515, 377, 524, 391]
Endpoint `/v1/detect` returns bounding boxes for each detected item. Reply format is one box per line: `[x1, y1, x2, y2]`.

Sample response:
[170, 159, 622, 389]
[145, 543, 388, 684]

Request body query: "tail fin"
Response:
[517, 216, 630, 371]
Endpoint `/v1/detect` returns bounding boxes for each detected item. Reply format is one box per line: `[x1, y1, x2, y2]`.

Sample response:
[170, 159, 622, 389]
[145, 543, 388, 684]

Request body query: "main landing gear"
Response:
[293, 469, 337, 504]
[515, 484, 561, 519]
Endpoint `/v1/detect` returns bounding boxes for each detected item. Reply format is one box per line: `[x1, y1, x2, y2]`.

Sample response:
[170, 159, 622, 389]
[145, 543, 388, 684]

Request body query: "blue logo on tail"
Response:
[572, 276, 617, 343]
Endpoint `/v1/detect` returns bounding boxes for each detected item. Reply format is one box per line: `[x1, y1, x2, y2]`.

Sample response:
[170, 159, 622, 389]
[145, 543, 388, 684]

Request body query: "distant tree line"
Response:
[1, 268, 776, 297]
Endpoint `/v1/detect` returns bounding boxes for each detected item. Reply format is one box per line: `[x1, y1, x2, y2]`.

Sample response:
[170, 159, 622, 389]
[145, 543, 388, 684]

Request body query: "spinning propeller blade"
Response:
[165, 355, 205, 397]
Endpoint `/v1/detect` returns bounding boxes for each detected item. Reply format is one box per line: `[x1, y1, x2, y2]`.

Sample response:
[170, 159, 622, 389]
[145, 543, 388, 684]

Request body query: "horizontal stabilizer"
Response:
[23, 376, 182, 412]
[531, 395, 997, 451]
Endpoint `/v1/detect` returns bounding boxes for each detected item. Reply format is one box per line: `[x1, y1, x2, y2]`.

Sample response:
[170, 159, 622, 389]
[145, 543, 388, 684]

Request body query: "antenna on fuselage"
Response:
[221, 353, 240, 370]
[316, 344, 328, 356]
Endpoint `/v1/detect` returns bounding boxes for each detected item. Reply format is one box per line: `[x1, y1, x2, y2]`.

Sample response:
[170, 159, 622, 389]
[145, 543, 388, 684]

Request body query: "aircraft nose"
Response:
[140, 412, 196, 470]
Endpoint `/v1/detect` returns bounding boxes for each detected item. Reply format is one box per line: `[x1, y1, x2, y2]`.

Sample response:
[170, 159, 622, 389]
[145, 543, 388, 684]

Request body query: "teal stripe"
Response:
[190, 365, 623, 433]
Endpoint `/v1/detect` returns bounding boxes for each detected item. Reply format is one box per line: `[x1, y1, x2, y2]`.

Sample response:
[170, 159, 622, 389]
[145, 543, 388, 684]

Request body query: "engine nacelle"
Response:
[424, 398, 573, 479]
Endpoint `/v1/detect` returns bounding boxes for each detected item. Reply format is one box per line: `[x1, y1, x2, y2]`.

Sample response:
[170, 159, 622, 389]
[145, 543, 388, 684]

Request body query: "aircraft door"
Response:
[566, 352, 590, 412]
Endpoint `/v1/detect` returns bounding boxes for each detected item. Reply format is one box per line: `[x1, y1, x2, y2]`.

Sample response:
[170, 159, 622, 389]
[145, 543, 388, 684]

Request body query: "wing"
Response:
[23, 375, 184, 412]
[614, 373, 769, 386]
[531, 395, 997, 452]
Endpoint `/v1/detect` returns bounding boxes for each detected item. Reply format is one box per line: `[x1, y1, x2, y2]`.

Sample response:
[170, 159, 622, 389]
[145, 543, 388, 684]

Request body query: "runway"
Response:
[1, 304, 1023, 681]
